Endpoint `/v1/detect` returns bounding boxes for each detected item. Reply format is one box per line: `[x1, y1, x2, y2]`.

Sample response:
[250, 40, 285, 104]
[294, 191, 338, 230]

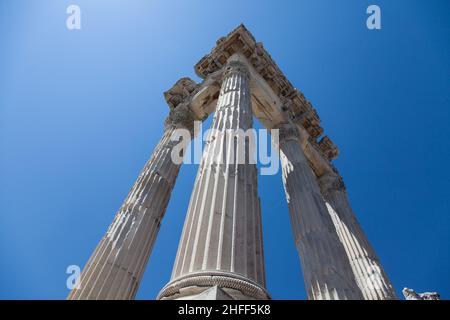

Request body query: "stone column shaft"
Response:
[158, 59, 268, 300]
[277, 123, 363, 300]
[68, 105, 195, 300]
[318, 173, 397, 299]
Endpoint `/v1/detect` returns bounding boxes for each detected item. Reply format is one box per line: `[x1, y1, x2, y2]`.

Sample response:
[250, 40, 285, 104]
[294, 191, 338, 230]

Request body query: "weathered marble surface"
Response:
[318, 171, 397, 300]
[277, 123, 363, 300]
[158, 57, 268, 300]
[68, 102, 198, 300]
[69, 25, 404, 301]
[403, 288, 440, 300]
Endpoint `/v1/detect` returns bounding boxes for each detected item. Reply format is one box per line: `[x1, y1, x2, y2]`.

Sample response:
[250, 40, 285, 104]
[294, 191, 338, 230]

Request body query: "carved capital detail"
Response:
[318, 172, 346, 197]
[223, 60, 250, 81]
[164, 77, 199, 110]
[164, 103, 196, 133]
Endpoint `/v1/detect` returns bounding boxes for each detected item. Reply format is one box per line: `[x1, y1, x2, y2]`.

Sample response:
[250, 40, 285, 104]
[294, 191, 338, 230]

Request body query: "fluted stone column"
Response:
[318, 172, 397, 299]
[68, 104, 196, 300]
[277, 123, 363, 300]
[158, 59, 268, 300]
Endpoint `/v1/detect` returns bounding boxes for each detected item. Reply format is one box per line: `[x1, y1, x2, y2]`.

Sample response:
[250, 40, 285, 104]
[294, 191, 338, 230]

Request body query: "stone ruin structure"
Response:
[68, 25, 401, 300]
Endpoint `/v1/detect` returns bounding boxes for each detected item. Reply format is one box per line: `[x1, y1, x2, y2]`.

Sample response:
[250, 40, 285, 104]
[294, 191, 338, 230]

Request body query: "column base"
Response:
[157, 271, 270, 300]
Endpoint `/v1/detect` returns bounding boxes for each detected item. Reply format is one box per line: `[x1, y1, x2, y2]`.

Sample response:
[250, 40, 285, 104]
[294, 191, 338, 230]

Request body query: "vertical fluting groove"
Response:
[278, 125, 364, 300]
[174, 82, 225, 277]
[331, 189, 389, 299]
[111, 177, 168, 298]
[230, 80, 241, 274]
[201, 106, 227, 270]
[187, 99, 226, 272]
[327, 204, 374, 299]
[84, 158, 172, 299]
[319, 175, 397, 299]
[255, 196, 265, 286]
[201, 163, 222, 270]
[230, 160, 238, 273]
[161, 60, 267, 300]
[69, 117, 190, 299]
[247, 171, 256, 281]
[99, 175, 162, 298]
[174, 157, 206, 277]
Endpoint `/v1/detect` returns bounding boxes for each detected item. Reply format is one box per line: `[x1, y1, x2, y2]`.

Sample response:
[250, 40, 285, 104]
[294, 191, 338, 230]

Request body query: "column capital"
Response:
[164, 77, 199, 110]
[318, 172, 346, 196]
[164, 103, 196, 133]
[223, 60, 250, 81]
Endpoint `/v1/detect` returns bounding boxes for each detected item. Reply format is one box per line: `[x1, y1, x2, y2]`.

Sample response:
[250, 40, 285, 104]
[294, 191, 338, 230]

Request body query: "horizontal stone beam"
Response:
[164, 55, 335, 178]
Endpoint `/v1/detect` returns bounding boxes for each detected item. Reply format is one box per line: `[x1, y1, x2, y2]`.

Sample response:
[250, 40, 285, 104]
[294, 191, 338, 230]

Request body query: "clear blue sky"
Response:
[0, 0, 449, 300]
